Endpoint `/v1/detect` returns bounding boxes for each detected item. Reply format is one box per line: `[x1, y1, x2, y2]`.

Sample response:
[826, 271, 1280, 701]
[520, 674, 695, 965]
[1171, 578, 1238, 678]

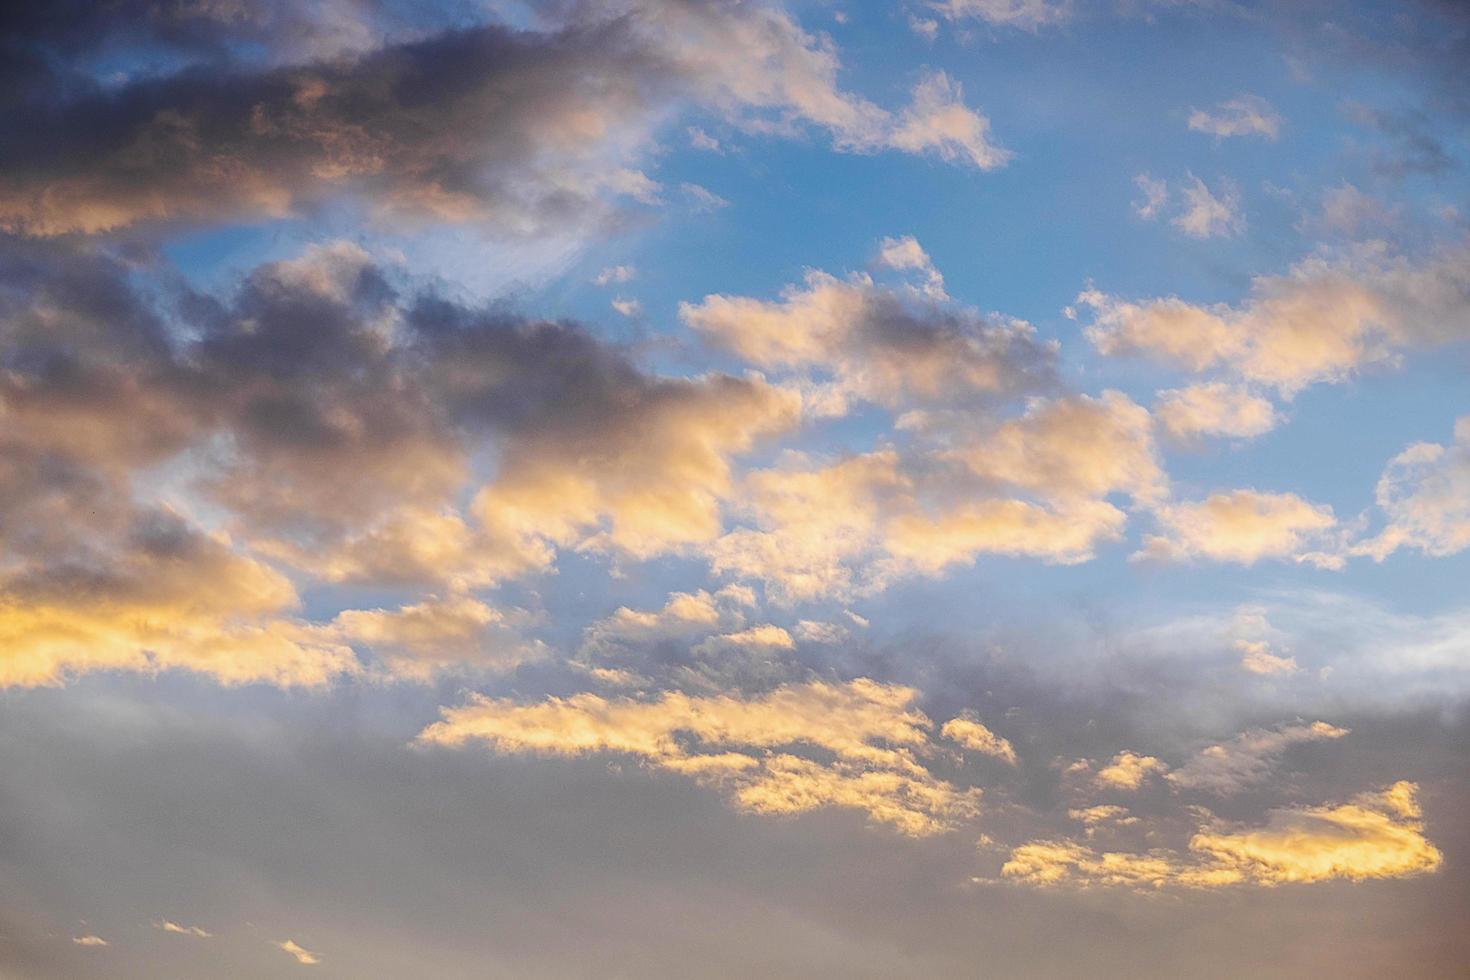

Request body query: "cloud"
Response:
[1172, 175, 1244, 238]
[680, 183, 729, 212]
[157, 920, 212, 938]
[329, 596, 541, 681]
[1078, 243, 1470, 395]
[710, 449, 1129, 602]
[687, 126, 722, 152]
[878, 234, 947, 300]
[274, 939, 321, 965]
[417, 679, 982, 835]
[0, 507, 362, 689]
[1189, 782, 1443, 885]
[580, 586, 756, 659]
[1236, 639, 1299, 675]
[1154, 383, 1279, 441]
[947, 391, 1166, 505]
[1003, 782, 1442, 889]
[1187, 95, 1283, 140]
[1131, 173, 1244, 238]
[929, 0, 1073, 30]
[1136, 490, 1337, 566]
[887, 72, 1011, 171]
[0, 237, 809, 687]
[681, 243, 1054, 412]
[1132, 173, 1169, 220]
[941, 715, 1018, 765]
[0, 2, 1010, 239]
[72, 935, 108, 946]
[1166, 721, 1349, 794]
[1094, 751, 1170, 790]
[1356, 416, 1470, 560]
[593, 265, 636, 286]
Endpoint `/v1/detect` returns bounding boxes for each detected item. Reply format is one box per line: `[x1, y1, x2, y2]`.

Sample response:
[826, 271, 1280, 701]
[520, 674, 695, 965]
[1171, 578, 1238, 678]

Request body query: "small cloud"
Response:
[681, 182, 729, 212]
[908, 16, 940, 39]
[1172, 175, 1244, 238]
[1095, 751, 1169, 790]
[72, 935, 109, 947]
[877, 234, 947, 299]
[274, 939, 320, 966]
[157, 920, 213, 938]
[1187, 94, 1282, 140]
[592, 264, 636, 286]
[942, 714, 1018, 765]
[1132, 173, 1169, 220]
[1236, 639, 1299, 675]
[687, 127, 722, 152]
[611, 297, 641, 317]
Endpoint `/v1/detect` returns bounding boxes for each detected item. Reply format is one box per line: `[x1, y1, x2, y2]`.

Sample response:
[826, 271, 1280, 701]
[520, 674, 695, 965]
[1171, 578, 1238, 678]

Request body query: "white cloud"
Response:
[1132, 173, 1169, 220]
[888, 72, 1011, 171]
[1187, 94, 1283, 140]
[1154, 383, 1279, 441]
[1356, 416, 1470, 560]
[1172, 175, 1244, 238]
[1137, 490, 1337, 566]
[593, 264, 636, 286]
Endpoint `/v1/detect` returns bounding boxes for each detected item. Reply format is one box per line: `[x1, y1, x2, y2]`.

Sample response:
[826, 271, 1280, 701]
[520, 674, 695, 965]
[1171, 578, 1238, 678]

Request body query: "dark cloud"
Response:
[0, 18, 675, 238]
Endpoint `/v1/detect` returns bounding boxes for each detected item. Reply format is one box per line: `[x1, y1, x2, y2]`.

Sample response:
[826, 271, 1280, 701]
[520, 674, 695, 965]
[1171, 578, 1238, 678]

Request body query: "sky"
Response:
[0, 0, 1468, 976]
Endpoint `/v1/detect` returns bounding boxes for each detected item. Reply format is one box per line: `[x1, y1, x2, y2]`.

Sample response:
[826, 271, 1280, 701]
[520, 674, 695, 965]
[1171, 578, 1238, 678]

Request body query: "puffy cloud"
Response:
[274, 939, 321, 966]
[1189, 782, 1443, 885]
[1079, 244, 1470, 395]
[5, 239, 801, 593]
[1166, 722, 1349, 795]
[681, 248, 1054, 412]
[878, 234, 947, 300]
[711, 449, 1128, 602]
[1154, 383, 1279, 441]
[732, 753, 980, 838]
[1236, 640, 1299, 675]
[1002, 839, 1239, 890]
[1187, 95, 1283, 140]
[0, 1, 1010, 239]
[329, 596, 539, 681]
[947, 391, 1166, 505]
[72, 935, 108, 947]
[707, 451, 907, 602]
[887, 72, 1011, 171]
[1356, 416, 1470, 560]
[418, 678, 981, 835]
[581, 587, 756, 656]
[703, 386, 1157, 602]
[1003, 783, 1441, 889]
[1130, 173, 1243, 238]
[883, 497, 1128, 572]
[940, 715, 1018, 765]
[0, 508, 361, 690]
[0, 237, 812, 690]
[1172, 175, 1244, 239]
[1068, 805, 1138, 834]
[1094, 751, 1170, 790]
[694, 624, 796, 653]
[1136, 491, 1337, 566]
